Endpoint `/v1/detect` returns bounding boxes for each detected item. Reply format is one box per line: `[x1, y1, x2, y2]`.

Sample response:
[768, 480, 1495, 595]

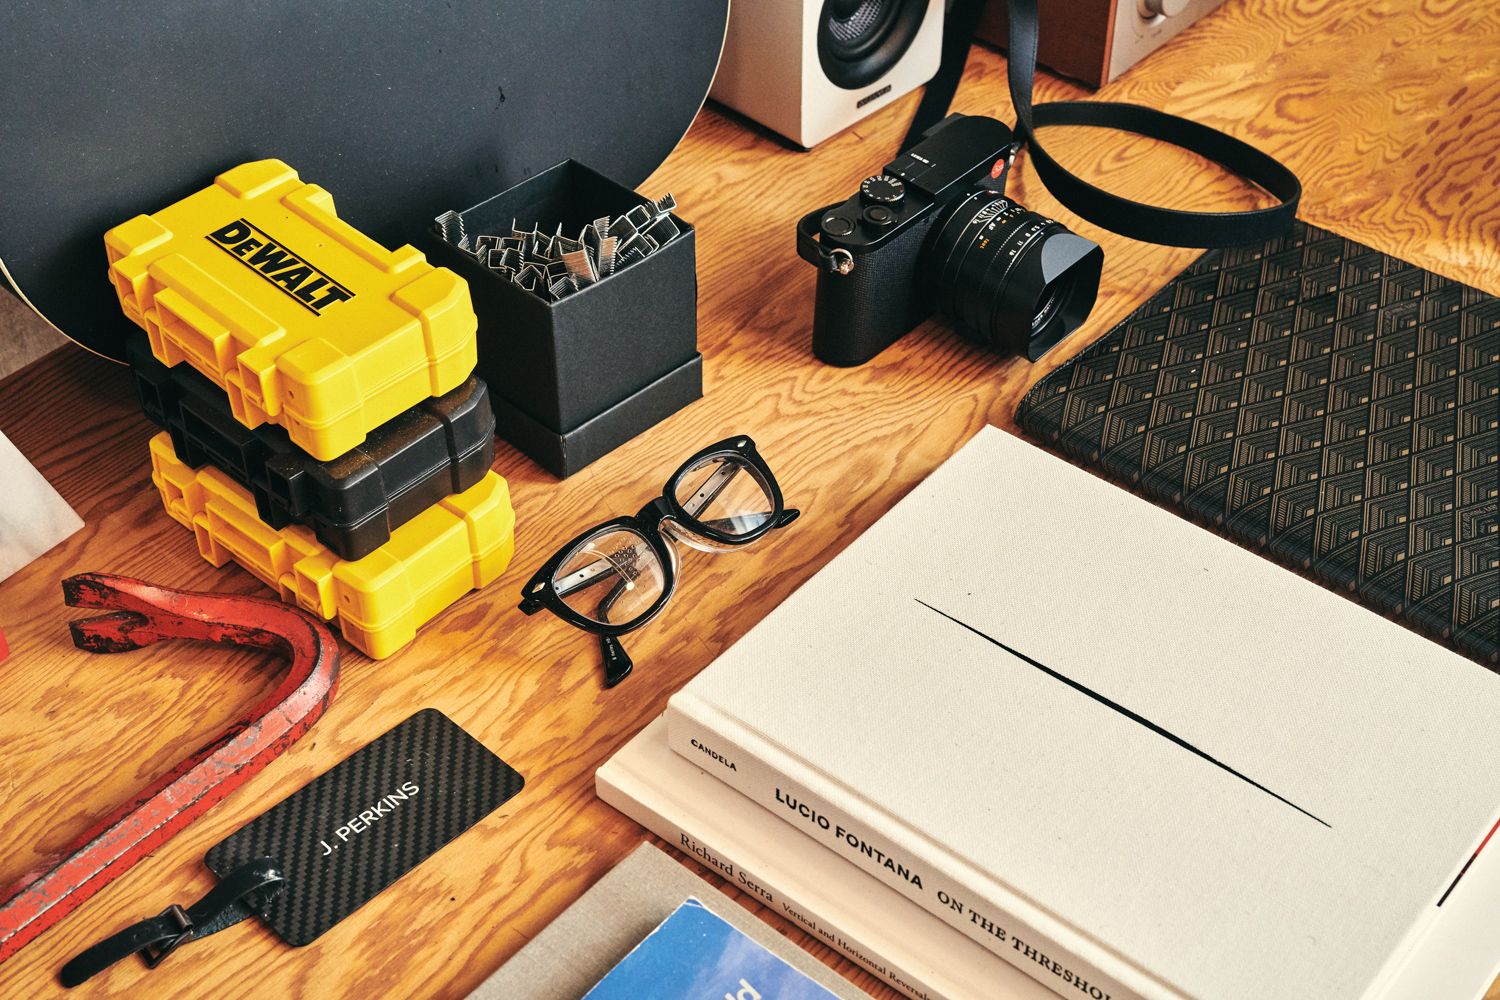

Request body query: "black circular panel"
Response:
[817, 0, 927, 91]
[0, 0, 729, 360]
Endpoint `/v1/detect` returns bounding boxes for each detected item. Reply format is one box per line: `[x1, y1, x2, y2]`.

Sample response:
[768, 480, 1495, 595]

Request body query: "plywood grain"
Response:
[1, 1, 1496, 997]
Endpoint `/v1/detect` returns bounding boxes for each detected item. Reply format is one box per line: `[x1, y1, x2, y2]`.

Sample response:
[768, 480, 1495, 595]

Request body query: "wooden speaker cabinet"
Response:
[976, 0, 1229, 87]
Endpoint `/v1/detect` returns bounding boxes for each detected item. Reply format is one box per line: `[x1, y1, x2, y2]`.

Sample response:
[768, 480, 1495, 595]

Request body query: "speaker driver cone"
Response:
[817, 0, 927, 90]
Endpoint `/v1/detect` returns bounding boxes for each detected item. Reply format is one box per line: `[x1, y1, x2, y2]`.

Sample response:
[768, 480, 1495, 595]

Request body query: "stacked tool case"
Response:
[128, 333, 496, 561]
[109, 159, 515, 659]
[106, 160, 479, 460]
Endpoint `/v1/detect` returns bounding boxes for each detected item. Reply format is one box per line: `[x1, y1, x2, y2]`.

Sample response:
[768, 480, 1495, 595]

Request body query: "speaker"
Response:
[710, 0, 943, 149]
[976, 0, 1228, 87]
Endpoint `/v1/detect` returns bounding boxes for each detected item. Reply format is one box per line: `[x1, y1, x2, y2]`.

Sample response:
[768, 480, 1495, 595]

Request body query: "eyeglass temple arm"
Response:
[594, 574, 633, 623]
[551, 548, 637, 601]
[519, 557, 623, 613]
[681, 462, 740, 518]
[682, 464, 800, 529]
[600, 634, 633, 687]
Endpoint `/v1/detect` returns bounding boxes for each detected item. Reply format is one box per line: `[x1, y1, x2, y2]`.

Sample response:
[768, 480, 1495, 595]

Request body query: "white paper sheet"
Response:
[0, 428, 83, 583]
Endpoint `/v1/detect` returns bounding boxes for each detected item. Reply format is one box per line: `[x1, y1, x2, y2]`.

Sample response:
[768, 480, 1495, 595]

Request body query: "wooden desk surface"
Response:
[2, 1, 1497, 997]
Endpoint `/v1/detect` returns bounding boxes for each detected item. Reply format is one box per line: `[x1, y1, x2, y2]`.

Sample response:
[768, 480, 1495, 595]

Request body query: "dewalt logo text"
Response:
[207, 220, 355, 314]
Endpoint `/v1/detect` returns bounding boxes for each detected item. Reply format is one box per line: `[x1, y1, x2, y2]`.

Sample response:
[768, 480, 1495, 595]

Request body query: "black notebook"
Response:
[1016, 220, 1498, 665]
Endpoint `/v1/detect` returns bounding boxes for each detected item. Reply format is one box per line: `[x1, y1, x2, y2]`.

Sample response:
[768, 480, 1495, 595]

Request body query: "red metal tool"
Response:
[0, 573, 339, 965]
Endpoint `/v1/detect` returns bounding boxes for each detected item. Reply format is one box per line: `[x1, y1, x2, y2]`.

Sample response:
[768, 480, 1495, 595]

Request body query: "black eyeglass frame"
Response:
[517, 435, 799, 684]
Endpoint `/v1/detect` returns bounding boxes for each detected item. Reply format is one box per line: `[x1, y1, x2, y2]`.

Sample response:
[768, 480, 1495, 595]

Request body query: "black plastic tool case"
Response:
[128, 333, 496, 561]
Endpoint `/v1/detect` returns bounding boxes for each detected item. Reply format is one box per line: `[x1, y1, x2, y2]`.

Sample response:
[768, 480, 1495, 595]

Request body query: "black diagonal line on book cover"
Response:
[916, 601, 1331, 828]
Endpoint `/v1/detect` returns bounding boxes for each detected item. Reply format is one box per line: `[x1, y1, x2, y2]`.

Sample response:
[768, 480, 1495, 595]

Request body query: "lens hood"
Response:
[920, 187, 1102, 361]
[991, 230, 1103, 361]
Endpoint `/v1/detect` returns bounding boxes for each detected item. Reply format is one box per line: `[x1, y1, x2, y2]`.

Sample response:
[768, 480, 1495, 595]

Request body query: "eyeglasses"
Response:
[518, 435, 800, 687]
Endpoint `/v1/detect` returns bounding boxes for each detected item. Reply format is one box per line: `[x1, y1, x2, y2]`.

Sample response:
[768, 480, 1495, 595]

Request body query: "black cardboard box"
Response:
[423, 160, 702, 478]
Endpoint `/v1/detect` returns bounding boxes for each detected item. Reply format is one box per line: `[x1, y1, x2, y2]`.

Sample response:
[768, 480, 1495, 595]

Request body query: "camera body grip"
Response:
[811, 214, 936, 367]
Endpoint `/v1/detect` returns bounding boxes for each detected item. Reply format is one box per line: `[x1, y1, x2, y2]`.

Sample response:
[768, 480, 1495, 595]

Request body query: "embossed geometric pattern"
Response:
[1018, 222, 1499, 665]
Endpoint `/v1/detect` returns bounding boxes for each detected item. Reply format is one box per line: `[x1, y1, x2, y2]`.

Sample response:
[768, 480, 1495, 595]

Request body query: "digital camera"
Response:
[796, 113, 1103, 367]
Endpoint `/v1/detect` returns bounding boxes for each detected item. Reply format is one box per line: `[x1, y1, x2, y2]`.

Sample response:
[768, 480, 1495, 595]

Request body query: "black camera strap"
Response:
[904, 0, 1301, 249]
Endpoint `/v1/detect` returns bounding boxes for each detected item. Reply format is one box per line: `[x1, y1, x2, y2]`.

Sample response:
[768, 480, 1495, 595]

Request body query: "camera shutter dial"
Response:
[860, 174, 905, 206]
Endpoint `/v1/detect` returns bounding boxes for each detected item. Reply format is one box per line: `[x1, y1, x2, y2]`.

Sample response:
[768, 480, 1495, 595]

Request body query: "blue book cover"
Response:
[581, 898, 846, 1000]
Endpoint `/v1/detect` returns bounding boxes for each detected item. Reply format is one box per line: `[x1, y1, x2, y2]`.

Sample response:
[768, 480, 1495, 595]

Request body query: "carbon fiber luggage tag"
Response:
[205, 709, 524, 946]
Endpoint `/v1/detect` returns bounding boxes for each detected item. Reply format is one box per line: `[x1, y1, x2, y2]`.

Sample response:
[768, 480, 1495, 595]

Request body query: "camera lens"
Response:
[1030, 275, 1068, 333]
[918, 188, 1103, 361]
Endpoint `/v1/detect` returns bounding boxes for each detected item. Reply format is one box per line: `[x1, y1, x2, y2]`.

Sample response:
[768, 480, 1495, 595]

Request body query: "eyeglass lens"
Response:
[672, 455, 775, 540]
[552, 527, 666, 626]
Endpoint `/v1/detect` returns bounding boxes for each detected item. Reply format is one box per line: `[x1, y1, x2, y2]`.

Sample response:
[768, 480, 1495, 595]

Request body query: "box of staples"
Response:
[128, 332, 495, 561]
[422, 160, 701, 479]
[106, 159, 479, 461]
[149, 432, 514, 659]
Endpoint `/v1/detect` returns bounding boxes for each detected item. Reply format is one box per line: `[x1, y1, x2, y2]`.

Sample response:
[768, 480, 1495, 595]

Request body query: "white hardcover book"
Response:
[597, 715, 1058, 1000]
[665, 426, 1500, 1000]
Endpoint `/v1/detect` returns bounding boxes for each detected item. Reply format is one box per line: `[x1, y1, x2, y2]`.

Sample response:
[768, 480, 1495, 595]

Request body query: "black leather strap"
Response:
[58, 858, 283, 988]
[906, 0, 1301, 248]
[902, 0, 991, 154]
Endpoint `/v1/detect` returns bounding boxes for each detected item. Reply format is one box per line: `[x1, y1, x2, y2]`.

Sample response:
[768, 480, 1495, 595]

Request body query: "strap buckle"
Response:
[58, 857, 284, 988]
[140, 904, 194, 969]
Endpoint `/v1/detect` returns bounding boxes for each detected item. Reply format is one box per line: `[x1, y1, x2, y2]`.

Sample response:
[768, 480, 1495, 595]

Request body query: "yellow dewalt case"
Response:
[108, 160, 478, 461]
[149, 432, 513, 659]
